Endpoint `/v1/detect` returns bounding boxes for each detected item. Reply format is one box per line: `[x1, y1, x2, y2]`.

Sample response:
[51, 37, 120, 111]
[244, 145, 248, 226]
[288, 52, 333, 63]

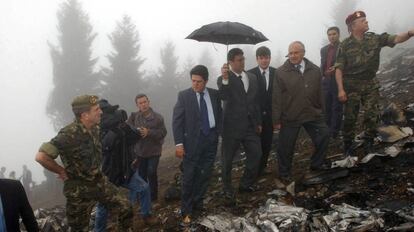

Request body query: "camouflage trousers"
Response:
[343, 78, 381, 143]
[65, 177, 132, 232]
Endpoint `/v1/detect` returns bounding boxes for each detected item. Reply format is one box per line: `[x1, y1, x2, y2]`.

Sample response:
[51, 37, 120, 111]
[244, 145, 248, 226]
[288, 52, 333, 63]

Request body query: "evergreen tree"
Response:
[102, 15, 145, 112]
[150, 41, 180, 143]
[47, 0, 98, 130]
[198, 49, 217, 87]
[178, 56, 195, 91]
[331, 0, 357, 40]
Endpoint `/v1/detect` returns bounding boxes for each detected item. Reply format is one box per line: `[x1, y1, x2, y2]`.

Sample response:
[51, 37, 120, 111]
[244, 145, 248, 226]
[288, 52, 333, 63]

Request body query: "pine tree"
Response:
[47, 0, 98, 130]
[102, 15, 145, 112]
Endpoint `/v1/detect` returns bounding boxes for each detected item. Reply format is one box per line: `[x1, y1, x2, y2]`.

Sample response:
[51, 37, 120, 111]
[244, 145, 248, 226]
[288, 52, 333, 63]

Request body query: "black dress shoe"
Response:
[238, 185, 261, 193]
[310, 162, 331, 171]
[279, 175, 293, 185]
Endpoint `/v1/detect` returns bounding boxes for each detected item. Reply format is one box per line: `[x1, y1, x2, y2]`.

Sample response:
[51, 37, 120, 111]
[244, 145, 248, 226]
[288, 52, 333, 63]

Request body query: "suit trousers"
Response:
[277, 118, 330, 177]
[259, 112, 274, 173]
[322, 77, 343, 138]
[181, 130, 218, 216]
[221, 123, 262, 193]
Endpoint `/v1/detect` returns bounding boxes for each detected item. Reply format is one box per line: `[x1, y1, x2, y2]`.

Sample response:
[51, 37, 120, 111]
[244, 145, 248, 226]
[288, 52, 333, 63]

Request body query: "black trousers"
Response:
[181, 130, 218, 216]
[258, 112, 273, 174]
[277, 118, 330, 177]
[221, 124, 262, 193]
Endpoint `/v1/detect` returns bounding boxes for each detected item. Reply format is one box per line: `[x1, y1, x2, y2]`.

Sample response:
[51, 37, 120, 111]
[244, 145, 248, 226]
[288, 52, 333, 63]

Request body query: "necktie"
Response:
[238, 75, 245, 92]
[199, 92, 210, 136]
[296, 64, 302, 73]
[262, 71, 267, 90]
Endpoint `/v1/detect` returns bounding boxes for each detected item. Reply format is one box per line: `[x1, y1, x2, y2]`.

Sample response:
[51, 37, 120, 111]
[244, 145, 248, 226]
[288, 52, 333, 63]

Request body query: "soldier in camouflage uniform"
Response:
[335, 11, 414, 155]
[35, 95, 132, 232]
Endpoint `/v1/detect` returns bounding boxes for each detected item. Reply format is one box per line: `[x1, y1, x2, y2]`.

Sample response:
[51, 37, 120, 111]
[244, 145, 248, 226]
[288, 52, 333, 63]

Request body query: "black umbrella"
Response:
[186, 21, 268, 48]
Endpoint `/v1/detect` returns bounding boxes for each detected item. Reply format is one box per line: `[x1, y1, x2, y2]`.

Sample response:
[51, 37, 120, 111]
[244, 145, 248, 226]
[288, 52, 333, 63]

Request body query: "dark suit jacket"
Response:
[217, 71, 261, 138]
[320, 43, 339, 78]
[172, 87, 222, 155]
[0, 179, 38, 232]
[247, 66, 276, 119]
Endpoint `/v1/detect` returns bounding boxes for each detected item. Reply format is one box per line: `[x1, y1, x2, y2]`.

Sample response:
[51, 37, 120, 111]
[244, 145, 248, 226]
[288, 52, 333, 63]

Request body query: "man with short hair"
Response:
[321, 27, 343, 139]
[35, 94, 132, 232]
[248, 46, 277, 176]
[335, 11, 414, 156]
[218, 48, 262, 197]
[127, 94, 167, 202]
[272, 41, 330, 181]
[173, 65, 221, 225]
[94, 99, 156, 231]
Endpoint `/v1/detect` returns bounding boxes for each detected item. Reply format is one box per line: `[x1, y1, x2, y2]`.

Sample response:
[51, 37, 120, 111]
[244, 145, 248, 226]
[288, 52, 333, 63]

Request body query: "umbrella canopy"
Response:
[186, 21, 268, 45]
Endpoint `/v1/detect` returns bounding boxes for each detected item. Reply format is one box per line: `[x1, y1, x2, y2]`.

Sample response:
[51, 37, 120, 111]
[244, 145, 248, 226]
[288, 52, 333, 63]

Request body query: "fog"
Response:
[0, 0, 413, 183]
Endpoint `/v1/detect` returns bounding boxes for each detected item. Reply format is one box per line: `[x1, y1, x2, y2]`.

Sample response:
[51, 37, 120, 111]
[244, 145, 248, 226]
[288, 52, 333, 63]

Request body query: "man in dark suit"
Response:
[218, 48, 262, 197]
[248, 46, 277, 176]
[173, 65, 222, 225]
[0, 178, 39, 232]
[320, 26, 342, 138]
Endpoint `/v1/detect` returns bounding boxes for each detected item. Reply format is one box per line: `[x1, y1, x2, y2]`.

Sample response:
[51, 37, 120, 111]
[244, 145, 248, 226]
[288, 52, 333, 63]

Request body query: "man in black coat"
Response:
[173, 65, 222, 224]
[0, 178, 39, 232]
[320, 26, 342, 138]
[218, 48, 262, 197]
[247, 46, 277, 176]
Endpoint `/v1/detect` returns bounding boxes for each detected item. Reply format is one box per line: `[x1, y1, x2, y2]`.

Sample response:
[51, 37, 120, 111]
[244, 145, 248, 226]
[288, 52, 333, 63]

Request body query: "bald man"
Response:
[272, 41, 330, 182]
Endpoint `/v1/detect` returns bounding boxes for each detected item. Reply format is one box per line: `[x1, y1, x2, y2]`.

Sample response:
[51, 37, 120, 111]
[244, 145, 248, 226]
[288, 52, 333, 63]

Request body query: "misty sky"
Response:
[0, 0, 413, 182]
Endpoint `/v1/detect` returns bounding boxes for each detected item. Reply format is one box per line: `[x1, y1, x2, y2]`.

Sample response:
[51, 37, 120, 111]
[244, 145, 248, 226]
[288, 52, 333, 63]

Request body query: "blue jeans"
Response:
[139, 156, 160, 201]
[94, 171, 151, 232]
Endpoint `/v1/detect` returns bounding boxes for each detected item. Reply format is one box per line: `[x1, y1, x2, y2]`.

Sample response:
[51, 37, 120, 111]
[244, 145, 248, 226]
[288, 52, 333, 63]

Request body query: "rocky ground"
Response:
[30, 48, 414, 231]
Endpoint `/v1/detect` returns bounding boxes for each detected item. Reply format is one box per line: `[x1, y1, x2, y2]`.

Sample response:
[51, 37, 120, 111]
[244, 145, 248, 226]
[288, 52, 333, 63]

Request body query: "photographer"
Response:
[94, 99, 156, 232]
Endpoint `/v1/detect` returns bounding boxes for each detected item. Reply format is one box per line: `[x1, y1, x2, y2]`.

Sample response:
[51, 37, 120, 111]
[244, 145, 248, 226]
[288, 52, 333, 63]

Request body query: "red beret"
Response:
[345, 11, 366, 25]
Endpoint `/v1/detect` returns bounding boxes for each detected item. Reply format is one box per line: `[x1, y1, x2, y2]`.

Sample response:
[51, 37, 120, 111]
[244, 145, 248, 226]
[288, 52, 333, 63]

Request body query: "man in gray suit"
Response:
[173, 65, 222, 225]
[218, 48, 262, 198]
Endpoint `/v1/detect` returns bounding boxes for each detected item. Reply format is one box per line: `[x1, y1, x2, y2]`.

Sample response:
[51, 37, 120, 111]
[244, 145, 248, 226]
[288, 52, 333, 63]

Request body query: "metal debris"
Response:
[377, 126, 413, 143]
[323, 203, 384, 231]
[331, 156, 358, 168]
[302, 168, 349, 185]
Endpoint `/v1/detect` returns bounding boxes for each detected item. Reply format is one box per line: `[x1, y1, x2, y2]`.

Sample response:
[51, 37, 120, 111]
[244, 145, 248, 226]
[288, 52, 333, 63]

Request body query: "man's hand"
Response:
[139, 127, 149, 138]
[131, 158, 140, 169]
[338, 89, 347, 103]
[175, 145, 185, 159]
[324, 66, 335, 76]
[256, 125, 262, 135]
[273, 123, 281, 131]
[58, 169, 68, 181]
[221, 63, 229, 80]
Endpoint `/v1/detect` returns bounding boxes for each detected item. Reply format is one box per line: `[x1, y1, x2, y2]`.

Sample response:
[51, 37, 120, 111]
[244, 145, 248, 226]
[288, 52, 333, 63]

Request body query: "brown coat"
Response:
[127, 108, 167, 158]
[272, 58, 325, 126]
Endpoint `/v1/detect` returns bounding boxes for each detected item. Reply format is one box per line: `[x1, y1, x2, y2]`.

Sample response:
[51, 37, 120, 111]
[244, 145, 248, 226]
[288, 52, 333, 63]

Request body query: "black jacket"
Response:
[217, 71, 261, 138]
[0, 179, 38, 232]
[101, 109, 140, 186]
[247, 66, 276, 119]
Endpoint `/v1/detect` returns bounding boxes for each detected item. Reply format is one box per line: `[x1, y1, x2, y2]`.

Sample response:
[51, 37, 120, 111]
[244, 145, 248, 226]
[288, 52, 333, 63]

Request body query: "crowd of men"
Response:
[1, 10, 413, 231]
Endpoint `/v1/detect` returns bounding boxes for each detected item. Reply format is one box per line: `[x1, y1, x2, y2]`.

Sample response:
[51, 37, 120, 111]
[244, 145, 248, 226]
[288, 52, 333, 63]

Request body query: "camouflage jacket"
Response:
[335, 32, 396, 80]
[39, 121, 102, 184]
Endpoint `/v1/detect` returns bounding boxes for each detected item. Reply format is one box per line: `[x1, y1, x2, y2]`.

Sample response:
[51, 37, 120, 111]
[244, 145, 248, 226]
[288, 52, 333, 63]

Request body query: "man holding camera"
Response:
[127, 94, 167, 202]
